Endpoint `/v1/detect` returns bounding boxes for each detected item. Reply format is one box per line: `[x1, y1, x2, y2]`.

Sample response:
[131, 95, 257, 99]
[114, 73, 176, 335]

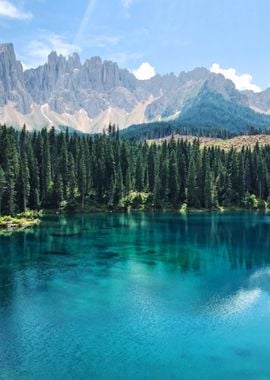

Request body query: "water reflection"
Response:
[1, 212, 270, 275]
[0, 212, 269, 313]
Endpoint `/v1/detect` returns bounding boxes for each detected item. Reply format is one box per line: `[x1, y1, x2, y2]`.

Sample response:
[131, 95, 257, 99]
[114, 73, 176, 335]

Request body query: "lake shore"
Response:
[0, 206, 268, 233]
[0, 212, 41, 233]
[42, 205, 270, 215]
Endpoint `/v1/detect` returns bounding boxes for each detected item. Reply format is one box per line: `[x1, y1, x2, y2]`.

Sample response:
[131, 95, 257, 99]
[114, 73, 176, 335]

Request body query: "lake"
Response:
[0, 212, 270, 379]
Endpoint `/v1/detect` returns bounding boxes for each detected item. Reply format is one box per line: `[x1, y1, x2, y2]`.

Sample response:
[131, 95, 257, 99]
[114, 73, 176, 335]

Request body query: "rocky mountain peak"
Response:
[179, 67, 210, 82]
[202, 73, 244, 104]
[0, 43, 32, 113]
[0, 43, 16, 55]
[67, 52, 81, 69]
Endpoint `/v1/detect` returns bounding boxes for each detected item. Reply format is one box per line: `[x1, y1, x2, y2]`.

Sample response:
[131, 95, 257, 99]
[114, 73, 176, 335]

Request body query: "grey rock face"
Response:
[0, 43, 32, 113]
[244, 88, 270, 112]
[1, 42, 270, 131]
[23, 51, 140, 117]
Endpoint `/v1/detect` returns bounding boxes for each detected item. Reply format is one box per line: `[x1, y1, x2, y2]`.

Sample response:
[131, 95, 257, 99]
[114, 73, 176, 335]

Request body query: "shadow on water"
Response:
[43, 250, 70, 256]
[51, 232, 82, 238]
[1, 212, 270, 307]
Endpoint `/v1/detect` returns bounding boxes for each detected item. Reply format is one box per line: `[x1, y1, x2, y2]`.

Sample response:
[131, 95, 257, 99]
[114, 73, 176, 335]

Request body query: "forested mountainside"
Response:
[1, 43, 270, 133]
[122, 89, 270, 140]
[0, 125, 270, 215]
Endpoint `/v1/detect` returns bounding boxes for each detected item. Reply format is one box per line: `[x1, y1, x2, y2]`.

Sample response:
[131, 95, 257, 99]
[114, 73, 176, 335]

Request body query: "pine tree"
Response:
[135, 152, 144, 192]
[29, 154, 40, 210]
[160, 158, 169, 205]
[41, 130, 52, 205]
[18, 153, 30, 212]
[52, 172, 64, 208]
[78, 148, 87, 210]
[186, 157, 199, 207]
[59, 133, 69, 199]
[2, 130, 19, 215]
[0, 166, 6, 216]
[113, 162, 124, 206]
[4, 166, 16, 215]
[120, 143, 129, 187]
[168, 150, 179, 206]
[204, 169, 213, 209]
[153, 172, 162, 208]
[147, 146, 156, 192]
[68, 153, 76, 201]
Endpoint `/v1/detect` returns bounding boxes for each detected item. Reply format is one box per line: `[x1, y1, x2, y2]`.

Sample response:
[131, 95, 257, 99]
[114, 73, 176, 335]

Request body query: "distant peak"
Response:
[68, 52, 81, 67]
[178, 67, 211, 82]
[84, 56, 103, 67]
[190, 67, 209, 74]
[47, 50, 58, 61]
[69, 52, 80, 60]
[0, 43, 15, 53]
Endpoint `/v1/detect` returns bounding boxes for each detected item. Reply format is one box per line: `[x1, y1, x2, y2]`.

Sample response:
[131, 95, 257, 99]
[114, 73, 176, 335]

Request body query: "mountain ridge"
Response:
[1, 42, 270, 133]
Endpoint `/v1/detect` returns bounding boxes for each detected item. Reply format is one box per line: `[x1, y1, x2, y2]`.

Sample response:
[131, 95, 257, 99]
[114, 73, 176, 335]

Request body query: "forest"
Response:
[0, 124, 270, 216]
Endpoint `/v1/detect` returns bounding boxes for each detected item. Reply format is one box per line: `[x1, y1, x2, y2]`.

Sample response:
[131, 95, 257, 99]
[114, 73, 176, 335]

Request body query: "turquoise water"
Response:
[1, 213, 270, 379]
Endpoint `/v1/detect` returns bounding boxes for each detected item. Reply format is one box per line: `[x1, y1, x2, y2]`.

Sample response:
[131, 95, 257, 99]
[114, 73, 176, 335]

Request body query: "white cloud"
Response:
[22, 33, 81, 69]
[132, 62, 156, 80]
[210, 63, 261, 93]
[121, 0, 133, 8]
[0, 0, 32, 20]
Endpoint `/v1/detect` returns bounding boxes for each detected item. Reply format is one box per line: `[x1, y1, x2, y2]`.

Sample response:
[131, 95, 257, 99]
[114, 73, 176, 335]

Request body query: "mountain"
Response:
[1, 42, 270, 133]
[179, 87, 270, 132]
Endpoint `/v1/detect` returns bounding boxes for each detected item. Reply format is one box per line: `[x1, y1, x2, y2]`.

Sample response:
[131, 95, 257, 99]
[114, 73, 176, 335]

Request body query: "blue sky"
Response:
[0, 0, 270, 90]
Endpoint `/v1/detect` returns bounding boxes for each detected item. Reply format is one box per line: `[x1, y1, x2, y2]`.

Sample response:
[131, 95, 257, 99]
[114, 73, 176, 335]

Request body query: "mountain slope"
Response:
[179, 87, 270, 132]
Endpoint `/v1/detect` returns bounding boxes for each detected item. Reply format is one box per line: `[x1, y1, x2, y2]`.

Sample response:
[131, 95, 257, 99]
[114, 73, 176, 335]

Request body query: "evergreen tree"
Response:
[204, 169, 214, 209]
[68, 153, 76, 201]
[135, 152, 144, 192]
[78, 148, 87, 210]
[113, 162, 124, 206]
[153, 172, 162, 208]
[168, 150, 179, 206]
[59, 133, 69, 199]
[0, 166, 6, 216]
[18, 153, 30, 212]
[41, 130, 52, 205]
[52, 172, 64, 208]
[186, 157, 199, 207]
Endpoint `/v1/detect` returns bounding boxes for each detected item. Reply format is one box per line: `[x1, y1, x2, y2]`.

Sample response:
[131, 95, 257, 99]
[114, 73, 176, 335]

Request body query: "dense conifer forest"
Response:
[0, 124, 270, 216]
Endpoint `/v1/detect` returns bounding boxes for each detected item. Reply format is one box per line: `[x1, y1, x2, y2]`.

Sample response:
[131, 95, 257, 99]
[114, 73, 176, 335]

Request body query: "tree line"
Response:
[0, 124, 270, 215]
[120, 121, 270, 141]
